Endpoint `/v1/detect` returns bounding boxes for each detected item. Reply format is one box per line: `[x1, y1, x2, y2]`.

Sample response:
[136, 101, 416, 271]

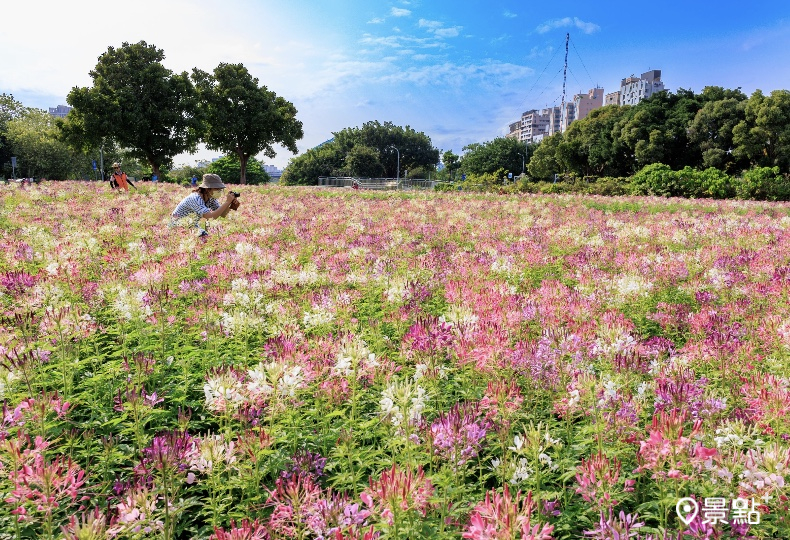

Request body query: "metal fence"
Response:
[317, 177, 439, 191]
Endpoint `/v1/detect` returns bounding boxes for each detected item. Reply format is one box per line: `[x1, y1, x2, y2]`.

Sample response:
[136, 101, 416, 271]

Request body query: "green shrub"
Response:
[630, 163, 680, 197]
[734, 166, 790, 201]
[587, 177, 631, 196]
[675, 166, 734, 199]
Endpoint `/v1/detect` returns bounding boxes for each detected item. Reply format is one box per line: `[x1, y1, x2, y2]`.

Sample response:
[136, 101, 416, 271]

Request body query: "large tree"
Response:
[345, 145, 385, 178]
[206, 155, 271, 185]
[441, 150, 460, 180]
[193, 63, 303, 184]
[459, 137, 527, 176]
[688, 90, 748, 171]
[333, 121, 439, 178]
[555, 105, 632, 177]
[6, 109, 90, 179]
[63, 41, 201, 178]
[0, 93, 26, 176]
[280, 142, 345, 185]
[527, 133, 564, 180]
[732, 90, 790, 173]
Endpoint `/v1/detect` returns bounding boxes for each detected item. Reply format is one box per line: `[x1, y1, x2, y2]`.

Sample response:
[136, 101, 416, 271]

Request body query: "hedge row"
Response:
[439, 165, 790, 201]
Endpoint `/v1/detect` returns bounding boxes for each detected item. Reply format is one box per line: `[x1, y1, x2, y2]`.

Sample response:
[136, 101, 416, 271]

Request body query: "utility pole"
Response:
[560, 32, 569, 132]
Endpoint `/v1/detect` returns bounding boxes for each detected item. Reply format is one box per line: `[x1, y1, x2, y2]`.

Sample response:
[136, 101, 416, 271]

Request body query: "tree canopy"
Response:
[525, 86, 790, 180]
[459, 137, 532, 177]
[282, 121, 439, 185]
[63, 41, 201, 177]
[5, 109, 90, 179]
[333, 121, 439, 178]
[733, 90, 790, 172]
[0, 93, 26, 176]
[206, 155, 271, 185]
[192, 63, 303, 184]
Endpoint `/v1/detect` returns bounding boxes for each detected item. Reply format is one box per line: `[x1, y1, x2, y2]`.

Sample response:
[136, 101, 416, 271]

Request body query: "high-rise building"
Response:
[522, 109, 549, 143]
[560, 102, 575, 133]
[506, 121, 521, 140]
[573, 87, 604, 122]
[619, 70, 664, 106]
[506, 106, 565, 143]
[48, 105, 72, 118]
[604, 91, 621, 106]
[545, 106, 563, 135]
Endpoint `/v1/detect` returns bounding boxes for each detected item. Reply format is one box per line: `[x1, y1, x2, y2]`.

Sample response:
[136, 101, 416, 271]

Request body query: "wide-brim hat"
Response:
[198, 174, 226, 189]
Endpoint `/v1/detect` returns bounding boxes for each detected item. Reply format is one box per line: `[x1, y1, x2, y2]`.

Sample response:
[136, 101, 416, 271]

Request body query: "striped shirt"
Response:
[171, 193, 219, 228]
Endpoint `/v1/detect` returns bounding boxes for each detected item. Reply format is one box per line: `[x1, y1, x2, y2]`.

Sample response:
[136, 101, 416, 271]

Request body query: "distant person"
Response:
[110, 163, 130, 192]
[191, 175, 198, 187]
[152, 174, 159, 183]
[170, 174, 239, 237]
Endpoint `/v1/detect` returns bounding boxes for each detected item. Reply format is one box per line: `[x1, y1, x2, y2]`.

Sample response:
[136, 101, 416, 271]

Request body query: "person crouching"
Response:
[170, 174, 239, 237]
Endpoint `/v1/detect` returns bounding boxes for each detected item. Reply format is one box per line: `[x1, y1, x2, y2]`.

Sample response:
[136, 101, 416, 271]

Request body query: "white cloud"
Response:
[418, 19, 461, 39]
[391, 7, 411, 17]
[368, 17, 384, 24]
[503, 10, 517, 18]
[360, 33, 448, 50]
[435, 27, 462, 38]
[378, 60, 534, 88]
[536, 17, 600, 35]
[528, 45, 554, 59]
[419, 19, 443, 30]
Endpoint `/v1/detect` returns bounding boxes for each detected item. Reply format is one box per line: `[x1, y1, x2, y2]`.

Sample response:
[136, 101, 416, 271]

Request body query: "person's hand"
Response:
[225, 192, 237, 204]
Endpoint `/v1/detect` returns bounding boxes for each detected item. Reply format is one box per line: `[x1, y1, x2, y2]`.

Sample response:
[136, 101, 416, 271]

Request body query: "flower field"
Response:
[2, 181, 790, 539]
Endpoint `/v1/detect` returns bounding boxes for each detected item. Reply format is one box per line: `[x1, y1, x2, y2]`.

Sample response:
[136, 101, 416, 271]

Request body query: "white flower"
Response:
[614, 274, 653, 299]
[538, 453, 557, 470]
[280, 366, 304, 397]
[203, 376, 244, 411]
[335, 355, 353, 377]
[385, 278, 408, 303]
[544, 431, 561, 447]
[567, 389, 581, 408]
[602, 379, 618, 401]
[510, 458, 532, 484]
[509, 435, 524, 452]
[247, 364, 274, 397]
[380, 379, 427, 427]
[302, 306, 335, 329]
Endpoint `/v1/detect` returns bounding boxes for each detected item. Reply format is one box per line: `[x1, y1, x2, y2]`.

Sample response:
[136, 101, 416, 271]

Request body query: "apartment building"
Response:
[574, 87, 604, 121]
[506, 106, 564, 143]
[619, 70, 664, 106]
[604, 91, 621, 106]
[48, 105, 72, 118]
[506, 121, 521, 140]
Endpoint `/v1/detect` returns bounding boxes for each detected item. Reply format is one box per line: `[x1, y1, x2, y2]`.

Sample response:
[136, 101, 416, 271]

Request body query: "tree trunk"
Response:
[239, 152, 248, 185]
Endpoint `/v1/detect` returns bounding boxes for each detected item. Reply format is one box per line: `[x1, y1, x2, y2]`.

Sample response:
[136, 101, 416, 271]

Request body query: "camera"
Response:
[230, 191, 240, 198]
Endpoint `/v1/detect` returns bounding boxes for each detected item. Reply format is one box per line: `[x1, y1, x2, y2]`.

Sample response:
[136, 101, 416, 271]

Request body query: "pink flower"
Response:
[463, 486, 554, 540]
[361, 465, 435, 525]
[210, 519, 269, 540]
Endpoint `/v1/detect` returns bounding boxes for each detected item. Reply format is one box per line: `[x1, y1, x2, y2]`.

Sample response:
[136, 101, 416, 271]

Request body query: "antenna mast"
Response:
[560, 32, 569, 131]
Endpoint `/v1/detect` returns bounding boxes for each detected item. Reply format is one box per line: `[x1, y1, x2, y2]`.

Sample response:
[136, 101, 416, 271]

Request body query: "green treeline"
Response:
[446, 86, 790, 199]
[280, 121, 439, 185]
[526, 87, 790, 181]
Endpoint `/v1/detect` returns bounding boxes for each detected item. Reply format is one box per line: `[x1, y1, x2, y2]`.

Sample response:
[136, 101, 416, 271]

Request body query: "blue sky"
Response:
[2, 1, 789, 169]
